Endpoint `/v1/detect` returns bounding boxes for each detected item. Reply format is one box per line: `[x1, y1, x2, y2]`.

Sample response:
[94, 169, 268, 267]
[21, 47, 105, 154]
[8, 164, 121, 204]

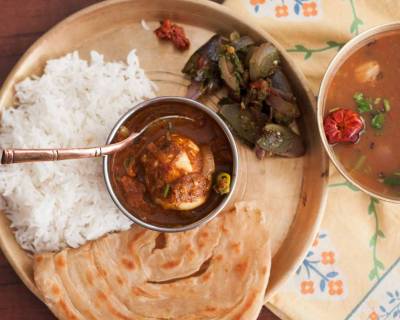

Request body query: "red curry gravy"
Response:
[109, 103, 233, 227]
[326, 31, 400, 198]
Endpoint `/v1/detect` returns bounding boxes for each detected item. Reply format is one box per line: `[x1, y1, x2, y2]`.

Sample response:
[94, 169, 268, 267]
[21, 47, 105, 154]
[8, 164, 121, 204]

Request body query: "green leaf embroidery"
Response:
[287, 0, 362, 61]
[326, 184, 385, 282]
[348, 0, 364, 36]
[368, 197, 385, 282]
[294, 44, 307, 51]
[368, 197, 379, 215]
[375, 260, 385, 270]
[287, 41, 345, 60]
[369, 234, 377, 247]
[369, 269, 377, 281]
[326, 40, 343, 47]
[350, 19, 363, 35]
[304, 51, 312, 60]
[377, 230, 385, 238]
[328, 180, 360, 191]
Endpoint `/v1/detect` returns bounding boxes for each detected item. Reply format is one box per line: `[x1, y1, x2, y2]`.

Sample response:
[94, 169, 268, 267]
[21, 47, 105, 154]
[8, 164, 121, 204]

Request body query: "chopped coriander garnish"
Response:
[123, 156, 134, 171]
[371, 113, 385, 129]
[353, 92, 390, 130]
[123, 156, 136, 176]
[353, 92, 363, 101]
[383, 98, 391, 112]
[353, 92, 372, 113]
[163, 184, 171, 198]
[383, 174, 400, 186]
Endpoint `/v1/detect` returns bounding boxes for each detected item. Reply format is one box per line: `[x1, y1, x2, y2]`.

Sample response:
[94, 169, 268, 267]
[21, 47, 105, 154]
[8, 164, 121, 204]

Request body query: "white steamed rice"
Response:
[0, 50, 156, 252]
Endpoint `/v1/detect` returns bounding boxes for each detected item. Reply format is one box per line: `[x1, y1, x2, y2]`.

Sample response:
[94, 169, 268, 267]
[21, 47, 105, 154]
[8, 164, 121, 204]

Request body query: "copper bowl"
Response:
[103, 96, 239, 232]
[318, 22, 400, 203]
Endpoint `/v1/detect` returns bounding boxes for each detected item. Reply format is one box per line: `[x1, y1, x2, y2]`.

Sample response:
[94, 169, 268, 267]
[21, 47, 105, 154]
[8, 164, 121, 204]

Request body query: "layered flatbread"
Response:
[34, 202, 271, 320]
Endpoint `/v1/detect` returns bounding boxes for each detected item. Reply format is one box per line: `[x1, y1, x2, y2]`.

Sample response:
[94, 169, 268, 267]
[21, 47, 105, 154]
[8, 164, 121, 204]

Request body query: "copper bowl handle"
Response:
[1, 134, 137, 164]
[0, 115, 193, 165]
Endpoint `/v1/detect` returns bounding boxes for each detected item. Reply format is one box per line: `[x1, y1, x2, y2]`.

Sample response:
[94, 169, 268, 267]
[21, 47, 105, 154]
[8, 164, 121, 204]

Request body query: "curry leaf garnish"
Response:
[371, 113, 385, 129]
[353, 92, 372, 113]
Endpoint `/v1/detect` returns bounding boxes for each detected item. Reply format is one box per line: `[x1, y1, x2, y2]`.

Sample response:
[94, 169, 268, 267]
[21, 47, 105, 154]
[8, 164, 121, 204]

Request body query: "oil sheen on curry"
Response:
[324, 31, 400, 198]
[110, 103, 233, 227]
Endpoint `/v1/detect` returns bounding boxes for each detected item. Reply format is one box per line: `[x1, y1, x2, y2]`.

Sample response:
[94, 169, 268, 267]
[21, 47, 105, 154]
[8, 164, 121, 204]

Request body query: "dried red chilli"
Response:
[154, 19, 190, 51]
[323, 108, 364, 144]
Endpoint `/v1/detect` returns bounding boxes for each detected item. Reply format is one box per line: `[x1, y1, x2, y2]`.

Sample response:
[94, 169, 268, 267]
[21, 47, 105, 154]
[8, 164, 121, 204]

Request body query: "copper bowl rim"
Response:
[103, 96, 239, 232]
[318, 22, 400, 203]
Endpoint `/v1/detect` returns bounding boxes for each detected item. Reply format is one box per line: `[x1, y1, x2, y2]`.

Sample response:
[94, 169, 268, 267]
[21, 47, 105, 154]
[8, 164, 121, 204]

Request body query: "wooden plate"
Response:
[0, 0, 328, 306]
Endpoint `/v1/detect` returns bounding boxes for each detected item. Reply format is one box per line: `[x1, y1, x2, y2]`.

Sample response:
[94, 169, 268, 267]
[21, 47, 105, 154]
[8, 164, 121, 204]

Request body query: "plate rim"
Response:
[0, 0, 329, 305]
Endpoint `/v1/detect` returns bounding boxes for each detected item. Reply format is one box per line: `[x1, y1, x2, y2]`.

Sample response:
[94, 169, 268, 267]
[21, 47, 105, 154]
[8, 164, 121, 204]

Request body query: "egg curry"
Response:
[110, 103, 233, 227]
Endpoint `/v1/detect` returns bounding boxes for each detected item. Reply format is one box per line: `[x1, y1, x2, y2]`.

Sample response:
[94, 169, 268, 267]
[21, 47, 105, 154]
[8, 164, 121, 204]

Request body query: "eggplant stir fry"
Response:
[182, 32, 305, 159]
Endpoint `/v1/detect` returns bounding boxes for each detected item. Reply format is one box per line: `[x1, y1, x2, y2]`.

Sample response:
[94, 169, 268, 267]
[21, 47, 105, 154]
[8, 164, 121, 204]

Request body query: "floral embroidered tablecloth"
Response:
[223, 1, 400, 319]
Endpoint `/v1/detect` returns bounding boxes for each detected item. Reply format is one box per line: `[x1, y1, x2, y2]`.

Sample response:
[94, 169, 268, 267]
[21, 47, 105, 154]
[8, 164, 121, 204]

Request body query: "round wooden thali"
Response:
[0, 0, 328, 307]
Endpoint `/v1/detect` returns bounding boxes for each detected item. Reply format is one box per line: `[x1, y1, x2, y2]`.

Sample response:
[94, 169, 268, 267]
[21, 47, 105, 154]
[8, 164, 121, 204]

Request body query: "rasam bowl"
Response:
[318, 22, 400, 203]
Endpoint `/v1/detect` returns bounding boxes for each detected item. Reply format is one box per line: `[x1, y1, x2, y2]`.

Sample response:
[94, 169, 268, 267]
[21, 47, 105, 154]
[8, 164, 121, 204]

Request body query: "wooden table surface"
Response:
[0, 1, 280, 319]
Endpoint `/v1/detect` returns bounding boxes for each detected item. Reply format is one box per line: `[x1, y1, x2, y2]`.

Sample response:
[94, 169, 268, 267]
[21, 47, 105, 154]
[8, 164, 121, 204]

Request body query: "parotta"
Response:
[34, 202, 271, 320]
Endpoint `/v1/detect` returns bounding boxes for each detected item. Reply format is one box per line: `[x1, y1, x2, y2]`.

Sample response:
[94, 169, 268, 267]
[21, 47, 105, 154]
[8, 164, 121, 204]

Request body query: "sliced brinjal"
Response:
[182, 35, 226, 98]
[267, 95, 300, 124]
[219, 55, 240, 93]
[249, 43, 280, 81]
[256, 123, 305, 157]
[271, 69, 292, 93]
[219, 103, 265, 145]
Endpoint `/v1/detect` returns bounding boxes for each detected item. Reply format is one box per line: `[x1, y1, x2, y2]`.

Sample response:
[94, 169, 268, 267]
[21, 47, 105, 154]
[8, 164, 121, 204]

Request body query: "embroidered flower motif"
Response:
[300, 280, 314, 294]
[302, 1, 318, 17]
[321, 251, 335, 265]
[250, 0, 266, 13]
[368, 311, 379, 320]
[275, 5, 289, 17]
[328, 280, 343, 295]
[292, 231, 346, 300]
[250, 0, 266, 5]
